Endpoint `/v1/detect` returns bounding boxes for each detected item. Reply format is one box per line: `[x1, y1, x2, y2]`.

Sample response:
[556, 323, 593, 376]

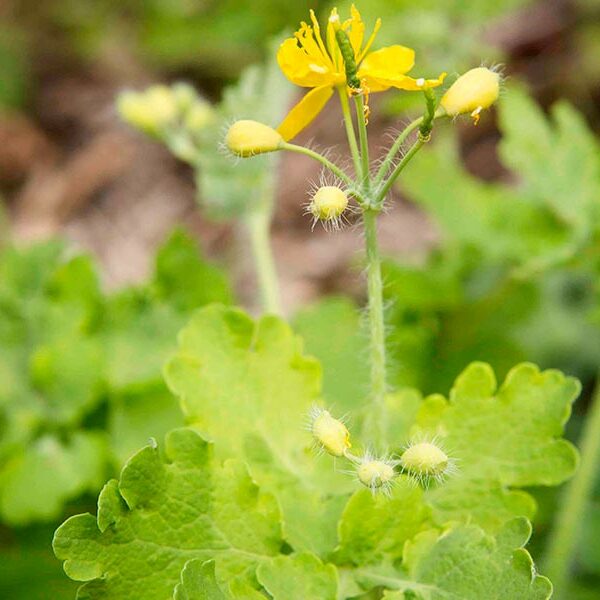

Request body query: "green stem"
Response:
[373, 116, 423, 186]
[375, 138, 425, 204]
[363, 208, 387, 435]
[544, 372, 600, 598]
[337, 87, 362, 177]
[353, 94, 370, 189]
[246, 209, 282, 315]
[281, 142, 354, 189]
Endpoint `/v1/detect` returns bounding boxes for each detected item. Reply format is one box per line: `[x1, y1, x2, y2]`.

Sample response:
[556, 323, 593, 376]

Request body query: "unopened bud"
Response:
[225, 120, 283, 157]
[440, 67, 500, 124]
[309, 407, 351, 457]
[357, 457, 396, 492]
[400, 441, 450, 483]
[310, 186, 348, 222]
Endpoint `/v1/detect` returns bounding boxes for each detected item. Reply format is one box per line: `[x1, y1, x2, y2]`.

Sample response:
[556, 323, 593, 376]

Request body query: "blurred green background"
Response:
[1, 0, 600, 598]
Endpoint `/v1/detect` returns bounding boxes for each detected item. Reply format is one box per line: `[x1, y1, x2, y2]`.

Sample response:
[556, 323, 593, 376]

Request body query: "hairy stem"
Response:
[337, 87, 362, 177]
[544, 372, 600, 598]
[376, 138, 425, 204]
[373, 116, 423, 186]
[363, 208, 387, 435]
[281, 142, 355, 189]
[354, 94, 371, 190]
[339, 83, 386, 437]
[373, 95, 440, 200]
[246, 209, 282, 315]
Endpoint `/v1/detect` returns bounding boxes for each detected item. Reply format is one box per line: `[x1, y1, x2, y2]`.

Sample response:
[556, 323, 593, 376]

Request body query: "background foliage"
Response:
[2, 0, 600, 597]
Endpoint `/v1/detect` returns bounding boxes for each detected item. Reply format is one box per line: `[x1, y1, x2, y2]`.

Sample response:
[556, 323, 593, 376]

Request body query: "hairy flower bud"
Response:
[440, 67, 500, 124]
[400, 441, 450, 484]
[310, 186, 348, 222]
[357, 457, 396, 492]
[309, 407, 351, 457]
[225, 120, 283, 157]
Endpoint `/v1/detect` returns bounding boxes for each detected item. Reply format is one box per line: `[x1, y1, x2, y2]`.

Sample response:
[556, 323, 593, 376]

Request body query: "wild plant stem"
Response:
[544, 372, 600, 598]
[376, 139, 424, 204]
[337, 87, 362, 177]
[353, 94, 370, 190]
[373, 116, 423, 186]
[339, 87, 387, 436]
[281, 142, 355, 189]
[246, 209, 282, 315]
[363, 208, 387, 432]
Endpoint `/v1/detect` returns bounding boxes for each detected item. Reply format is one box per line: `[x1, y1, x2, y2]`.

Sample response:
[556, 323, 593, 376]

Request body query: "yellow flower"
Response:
[276, 5, 446, 141]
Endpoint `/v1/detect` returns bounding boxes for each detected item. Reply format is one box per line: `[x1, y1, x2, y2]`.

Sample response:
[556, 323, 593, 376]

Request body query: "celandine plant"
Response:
[227, 6, 501, 465]
[53, 6, 580, 599]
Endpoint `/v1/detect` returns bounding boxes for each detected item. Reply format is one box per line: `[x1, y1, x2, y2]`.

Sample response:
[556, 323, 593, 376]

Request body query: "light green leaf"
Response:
[357, 519, 550, 599]
[499, 89, 600, 235]
[107, 381, 183, 465]
[0, 231, 232, 525]
[153, 228, 233, 311]
[293, 297, 369, 413]
[174, 558, 266, 598]
[53, 428, 282, 599]
[102, 288, 185, 388]
[165, 305, 352, 555]
[174, 559, 229, 600]
[0, 432, 107, 525]
[257, 552, 338, 600]
[334, 477, 429, 566]
[29, 334, 105, 425]
[400, 518, 552, 599]
[416, 362, 580, 530]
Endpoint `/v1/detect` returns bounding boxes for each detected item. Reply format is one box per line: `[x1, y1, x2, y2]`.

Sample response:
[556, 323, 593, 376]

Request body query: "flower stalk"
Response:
[246, 205, 282, 316]
[362, 207, 387, 435]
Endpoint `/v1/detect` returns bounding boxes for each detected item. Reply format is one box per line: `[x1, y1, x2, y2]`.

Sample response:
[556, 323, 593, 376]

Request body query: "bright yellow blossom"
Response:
[276, 5, 446, 141]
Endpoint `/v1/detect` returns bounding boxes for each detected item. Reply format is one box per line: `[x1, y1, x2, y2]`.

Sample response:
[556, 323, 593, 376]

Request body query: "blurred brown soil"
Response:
[1, 0, 596, 313]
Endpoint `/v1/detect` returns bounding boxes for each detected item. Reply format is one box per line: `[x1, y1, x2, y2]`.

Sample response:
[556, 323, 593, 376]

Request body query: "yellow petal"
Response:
[362, 70, 446, 93]
[347, 5, 365, 59]
[277, 38, 336, 88]
[277, 85, 334, 141]
[358, 45, 415, 82]
[309, 9, 332, 66]
[386, 72, 447, 91]
[326, 8, 342, 72]
[356, 16, 381, 64]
